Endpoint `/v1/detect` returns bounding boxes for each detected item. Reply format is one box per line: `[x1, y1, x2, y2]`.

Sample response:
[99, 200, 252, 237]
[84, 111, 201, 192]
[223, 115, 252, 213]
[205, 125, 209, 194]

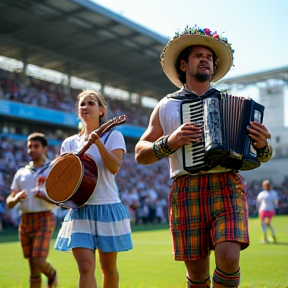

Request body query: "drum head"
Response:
[45, 153, 83, 202]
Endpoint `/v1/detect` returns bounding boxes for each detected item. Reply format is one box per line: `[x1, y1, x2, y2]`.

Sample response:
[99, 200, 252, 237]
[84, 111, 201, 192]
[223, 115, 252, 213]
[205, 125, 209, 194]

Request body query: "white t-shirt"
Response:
[11, 161, 55, 214]
[257, 190, 278, 212]
[60, 130, 126, 205]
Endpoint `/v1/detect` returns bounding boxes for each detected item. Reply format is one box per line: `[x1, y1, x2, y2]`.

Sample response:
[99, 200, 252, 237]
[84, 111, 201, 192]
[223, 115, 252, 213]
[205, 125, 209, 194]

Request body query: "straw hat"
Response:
[160, 25, 234, 87]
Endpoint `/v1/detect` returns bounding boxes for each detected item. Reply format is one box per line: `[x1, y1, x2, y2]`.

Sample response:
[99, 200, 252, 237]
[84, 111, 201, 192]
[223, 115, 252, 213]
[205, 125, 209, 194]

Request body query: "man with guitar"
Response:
[54, 90, 132, 288]
[6, 132, 57, 288]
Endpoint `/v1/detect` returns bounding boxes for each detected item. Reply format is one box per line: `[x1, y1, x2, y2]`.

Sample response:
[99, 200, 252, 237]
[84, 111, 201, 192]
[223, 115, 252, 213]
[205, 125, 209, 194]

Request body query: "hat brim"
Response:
[162, 34, 233, 87]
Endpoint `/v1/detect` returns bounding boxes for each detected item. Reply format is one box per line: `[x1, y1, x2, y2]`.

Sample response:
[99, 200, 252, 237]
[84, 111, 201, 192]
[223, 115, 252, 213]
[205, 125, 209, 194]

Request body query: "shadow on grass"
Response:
[261, 241, 288, 246]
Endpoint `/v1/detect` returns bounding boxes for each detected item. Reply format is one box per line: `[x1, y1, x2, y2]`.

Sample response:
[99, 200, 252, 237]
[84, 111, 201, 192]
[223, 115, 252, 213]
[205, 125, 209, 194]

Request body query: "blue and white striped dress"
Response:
[54, 130, 133, 252]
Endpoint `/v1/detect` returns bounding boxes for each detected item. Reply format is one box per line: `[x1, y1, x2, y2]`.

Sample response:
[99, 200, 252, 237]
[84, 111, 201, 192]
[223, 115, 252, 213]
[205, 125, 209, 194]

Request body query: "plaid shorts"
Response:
[20, 211, 55, 258]
[169, 172, 249, 261]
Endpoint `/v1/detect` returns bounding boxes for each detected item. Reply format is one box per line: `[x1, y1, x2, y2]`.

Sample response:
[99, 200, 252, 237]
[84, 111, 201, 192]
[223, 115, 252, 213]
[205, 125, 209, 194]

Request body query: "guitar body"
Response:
[40, 115, 127, 209]
[45, 152, 97, 209]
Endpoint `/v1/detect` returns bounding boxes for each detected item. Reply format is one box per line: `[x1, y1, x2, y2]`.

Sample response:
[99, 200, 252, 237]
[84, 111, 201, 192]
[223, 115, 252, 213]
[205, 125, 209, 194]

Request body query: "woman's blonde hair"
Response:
[77, 90, 107, 135]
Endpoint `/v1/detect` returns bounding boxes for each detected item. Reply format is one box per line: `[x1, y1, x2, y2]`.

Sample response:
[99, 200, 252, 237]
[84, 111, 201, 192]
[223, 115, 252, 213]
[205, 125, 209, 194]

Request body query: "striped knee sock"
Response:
[29, 275, 42, 288]
[187, 276, 210, 287]
[213, 267, 240, 287]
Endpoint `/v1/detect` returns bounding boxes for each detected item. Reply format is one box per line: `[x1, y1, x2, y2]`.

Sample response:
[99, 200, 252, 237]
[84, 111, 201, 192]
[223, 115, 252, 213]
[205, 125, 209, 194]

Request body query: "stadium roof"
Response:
[0, 0, 176, 100]
[217, 66, 288, 87]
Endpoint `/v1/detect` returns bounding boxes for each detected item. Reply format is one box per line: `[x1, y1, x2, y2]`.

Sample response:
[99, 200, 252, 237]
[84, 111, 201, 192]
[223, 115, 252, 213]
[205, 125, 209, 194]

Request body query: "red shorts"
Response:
[259, 210, 274, 220]
[20, 211, 55, 258]
[169, 172, 249, 261]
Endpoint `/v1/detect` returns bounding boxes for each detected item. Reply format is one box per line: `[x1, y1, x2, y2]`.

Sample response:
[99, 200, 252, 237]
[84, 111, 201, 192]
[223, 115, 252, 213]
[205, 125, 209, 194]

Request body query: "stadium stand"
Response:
[1, 68, 288, 232]
[0, 0, 287, 231]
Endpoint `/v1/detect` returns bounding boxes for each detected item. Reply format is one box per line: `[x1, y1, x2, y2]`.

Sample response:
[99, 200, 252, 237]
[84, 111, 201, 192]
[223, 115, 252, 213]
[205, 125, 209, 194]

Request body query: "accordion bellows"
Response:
[180, 90, 264, 174]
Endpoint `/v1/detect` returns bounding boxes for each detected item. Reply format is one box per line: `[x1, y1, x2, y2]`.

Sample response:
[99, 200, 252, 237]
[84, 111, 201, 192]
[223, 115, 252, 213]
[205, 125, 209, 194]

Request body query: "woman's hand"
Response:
[88, 131, 100, 144]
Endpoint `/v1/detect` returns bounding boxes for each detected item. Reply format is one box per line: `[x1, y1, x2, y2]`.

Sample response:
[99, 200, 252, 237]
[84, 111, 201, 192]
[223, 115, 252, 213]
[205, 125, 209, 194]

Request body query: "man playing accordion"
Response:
[135, 25, 272, 288]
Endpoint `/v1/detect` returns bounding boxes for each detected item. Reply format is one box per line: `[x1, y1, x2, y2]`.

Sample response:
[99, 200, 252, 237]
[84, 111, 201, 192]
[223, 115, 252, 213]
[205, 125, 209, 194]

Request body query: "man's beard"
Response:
[194, 71, 211, 82]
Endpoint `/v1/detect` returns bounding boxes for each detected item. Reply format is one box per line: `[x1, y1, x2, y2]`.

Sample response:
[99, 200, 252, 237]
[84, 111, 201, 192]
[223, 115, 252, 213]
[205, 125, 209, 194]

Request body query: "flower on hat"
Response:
[160, 25, 234, 86]
[161, 25, 233, 63]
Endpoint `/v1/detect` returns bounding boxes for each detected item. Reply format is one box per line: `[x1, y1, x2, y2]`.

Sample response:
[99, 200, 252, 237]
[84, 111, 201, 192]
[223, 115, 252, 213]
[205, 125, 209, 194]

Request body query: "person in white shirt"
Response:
[54, 90, 132, 288]
[6, 132, 57, 288]
[256, 180, 278, 243]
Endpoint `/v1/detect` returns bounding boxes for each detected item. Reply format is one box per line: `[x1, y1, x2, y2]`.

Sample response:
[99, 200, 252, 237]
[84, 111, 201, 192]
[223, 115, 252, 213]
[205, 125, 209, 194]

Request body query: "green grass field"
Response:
[0, 215, 287, 288]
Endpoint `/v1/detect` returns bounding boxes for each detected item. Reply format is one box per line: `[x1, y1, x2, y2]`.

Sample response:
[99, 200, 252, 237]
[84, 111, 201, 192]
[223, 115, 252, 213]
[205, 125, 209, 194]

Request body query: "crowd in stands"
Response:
[0, 68, 152, 127]
[1, 68, 288, 232]
[0, 68, 76, 113]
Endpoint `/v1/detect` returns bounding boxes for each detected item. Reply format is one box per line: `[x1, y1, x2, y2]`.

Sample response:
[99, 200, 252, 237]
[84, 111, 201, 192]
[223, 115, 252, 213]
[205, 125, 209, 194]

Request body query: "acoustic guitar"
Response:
[38, 115, 127, 209]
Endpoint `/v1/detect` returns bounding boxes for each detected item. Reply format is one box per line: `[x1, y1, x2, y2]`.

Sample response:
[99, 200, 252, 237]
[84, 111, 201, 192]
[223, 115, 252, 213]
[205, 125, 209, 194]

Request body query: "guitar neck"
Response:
[77, 115, 127, 156]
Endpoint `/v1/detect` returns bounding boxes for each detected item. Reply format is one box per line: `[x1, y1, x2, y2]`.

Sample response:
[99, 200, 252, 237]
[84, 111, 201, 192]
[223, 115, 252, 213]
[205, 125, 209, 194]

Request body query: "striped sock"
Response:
[187, 276, 211, 287]
[29, 275, 42, 288]
[213, 267, 240, 287]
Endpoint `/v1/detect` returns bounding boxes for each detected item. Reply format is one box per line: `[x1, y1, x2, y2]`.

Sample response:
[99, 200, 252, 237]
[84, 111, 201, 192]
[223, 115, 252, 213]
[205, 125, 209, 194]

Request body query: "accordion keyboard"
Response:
[178, 90, 264, 173]
[181, 100, 205, 168]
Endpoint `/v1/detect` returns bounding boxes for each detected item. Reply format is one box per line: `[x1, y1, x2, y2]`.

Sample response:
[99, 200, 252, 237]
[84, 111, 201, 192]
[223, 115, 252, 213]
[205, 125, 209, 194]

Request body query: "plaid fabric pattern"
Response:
[20, 211, 55, 258]
[169, 172, 249, 261]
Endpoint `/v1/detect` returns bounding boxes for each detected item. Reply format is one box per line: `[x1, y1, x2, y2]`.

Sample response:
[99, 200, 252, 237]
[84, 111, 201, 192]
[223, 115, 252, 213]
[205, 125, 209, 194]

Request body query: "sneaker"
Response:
[47, 271, 57, 288]
[272, 235, 277, 243]
[260, 238, 267, 244]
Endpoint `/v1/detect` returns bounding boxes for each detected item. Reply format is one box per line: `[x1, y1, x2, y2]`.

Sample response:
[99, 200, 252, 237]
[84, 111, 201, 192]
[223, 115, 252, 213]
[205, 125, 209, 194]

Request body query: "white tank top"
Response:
[158, 87, 231, 178]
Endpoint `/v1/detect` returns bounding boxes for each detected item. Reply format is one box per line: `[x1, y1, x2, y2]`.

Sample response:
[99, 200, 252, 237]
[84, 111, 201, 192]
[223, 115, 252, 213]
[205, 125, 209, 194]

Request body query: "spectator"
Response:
[256, 180, 278, 243]
[6, 132, 57, 288]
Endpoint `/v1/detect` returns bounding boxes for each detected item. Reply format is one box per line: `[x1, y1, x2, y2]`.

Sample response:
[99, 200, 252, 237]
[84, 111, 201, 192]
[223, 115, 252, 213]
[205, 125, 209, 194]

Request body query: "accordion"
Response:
[180, 89, 265, 174]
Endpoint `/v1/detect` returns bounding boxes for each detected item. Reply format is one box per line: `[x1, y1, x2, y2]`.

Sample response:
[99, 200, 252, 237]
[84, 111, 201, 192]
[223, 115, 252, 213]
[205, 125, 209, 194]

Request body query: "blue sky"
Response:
[93, 0, 288, 79]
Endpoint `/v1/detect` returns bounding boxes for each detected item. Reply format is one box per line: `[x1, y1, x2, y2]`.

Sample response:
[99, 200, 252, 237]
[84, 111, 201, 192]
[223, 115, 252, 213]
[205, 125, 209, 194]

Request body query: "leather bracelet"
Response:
[153, 136, 173, 160]
[256, 144, 273, 163]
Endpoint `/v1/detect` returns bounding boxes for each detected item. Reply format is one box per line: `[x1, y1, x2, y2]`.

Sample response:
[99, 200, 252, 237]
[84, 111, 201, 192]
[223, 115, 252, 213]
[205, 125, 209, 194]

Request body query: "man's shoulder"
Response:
[159, 88, 183, 101]
[157, 90, 183, 107]
[12, 165, 31, 180]
[16, 165, 30, 174]
[257, 190, 266, 197]
[167, 89, 183, 98]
